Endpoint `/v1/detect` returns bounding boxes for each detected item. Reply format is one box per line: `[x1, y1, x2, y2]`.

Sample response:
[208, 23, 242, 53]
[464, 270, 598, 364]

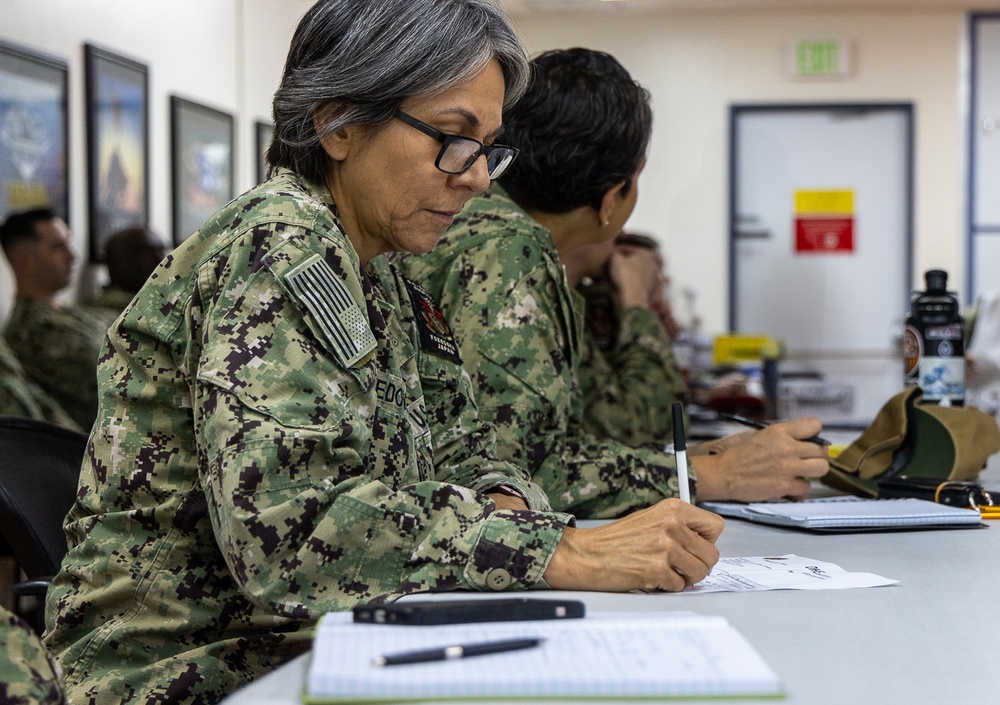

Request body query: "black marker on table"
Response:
[718, 412, 831, 446]
[372, 637, 544, 667]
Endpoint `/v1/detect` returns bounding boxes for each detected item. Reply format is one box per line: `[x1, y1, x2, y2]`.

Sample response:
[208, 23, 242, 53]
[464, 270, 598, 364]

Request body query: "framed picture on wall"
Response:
[0, 40, 69, 223]
[171, 96, 235, 246]
[84, 43, 149, 262]
[255, 120, 273, 185]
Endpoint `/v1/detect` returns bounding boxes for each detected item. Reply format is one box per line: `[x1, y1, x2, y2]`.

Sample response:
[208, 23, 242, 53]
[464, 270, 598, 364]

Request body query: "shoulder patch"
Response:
[283, 254, 376, 367]
[402, 277, 463, 365]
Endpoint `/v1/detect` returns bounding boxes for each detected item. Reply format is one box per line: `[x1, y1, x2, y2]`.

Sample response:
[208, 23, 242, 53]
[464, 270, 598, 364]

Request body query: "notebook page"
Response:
[306, 611, 782, 702]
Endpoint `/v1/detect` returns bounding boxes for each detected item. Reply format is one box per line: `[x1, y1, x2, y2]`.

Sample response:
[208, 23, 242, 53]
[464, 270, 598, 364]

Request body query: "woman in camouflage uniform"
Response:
[44, 3, 723, 703]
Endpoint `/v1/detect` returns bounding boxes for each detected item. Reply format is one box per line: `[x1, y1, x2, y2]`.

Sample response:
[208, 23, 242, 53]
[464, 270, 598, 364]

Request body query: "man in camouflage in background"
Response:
[566, 232, 688, 448]
[1, 208, 117, 431]
[0, 605, 66, 705]
[0, 337, 81, 430]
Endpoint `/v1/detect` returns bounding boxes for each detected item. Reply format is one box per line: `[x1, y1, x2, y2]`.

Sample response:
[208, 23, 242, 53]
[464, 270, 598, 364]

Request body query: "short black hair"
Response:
[616, 232, 659, 250]
[0, 208, 57, 255]
[498, 48, 653, 214]
[105, 227, 167, 293]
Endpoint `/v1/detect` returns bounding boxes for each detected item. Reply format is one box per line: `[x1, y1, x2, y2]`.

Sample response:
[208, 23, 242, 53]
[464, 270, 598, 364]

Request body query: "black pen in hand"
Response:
[718, 412, 831, 446]
[372, 637, 544, 667]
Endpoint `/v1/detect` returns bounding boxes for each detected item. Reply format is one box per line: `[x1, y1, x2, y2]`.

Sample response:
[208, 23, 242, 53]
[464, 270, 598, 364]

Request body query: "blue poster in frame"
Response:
[0, 40, 68, 223]
[84, 43, 149, 262]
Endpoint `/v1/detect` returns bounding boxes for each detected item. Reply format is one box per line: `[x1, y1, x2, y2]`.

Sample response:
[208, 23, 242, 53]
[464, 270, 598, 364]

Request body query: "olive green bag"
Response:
[823, 387, 1000, 498]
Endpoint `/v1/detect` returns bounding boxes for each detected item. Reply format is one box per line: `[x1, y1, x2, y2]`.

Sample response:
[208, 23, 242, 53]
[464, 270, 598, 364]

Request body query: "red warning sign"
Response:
[794, 217, 854, 253]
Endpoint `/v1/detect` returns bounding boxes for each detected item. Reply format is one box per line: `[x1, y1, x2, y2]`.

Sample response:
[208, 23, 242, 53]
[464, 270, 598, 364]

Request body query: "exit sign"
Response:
[787, 39, 852, 79]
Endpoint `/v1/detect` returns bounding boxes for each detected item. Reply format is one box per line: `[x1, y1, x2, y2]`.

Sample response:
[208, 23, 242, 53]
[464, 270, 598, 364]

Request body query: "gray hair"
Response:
[266, 0, 530, 185]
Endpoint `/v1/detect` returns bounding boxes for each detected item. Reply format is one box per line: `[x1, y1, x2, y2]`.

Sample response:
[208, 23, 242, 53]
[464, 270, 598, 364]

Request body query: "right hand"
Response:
[542, 499, 724, 593]
[690, 418, 830, 502]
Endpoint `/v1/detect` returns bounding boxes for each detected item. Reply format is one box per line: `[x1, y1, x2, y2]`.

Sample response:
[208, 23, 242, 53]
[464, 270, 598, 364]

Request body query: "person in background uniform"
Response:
[0, 208, 114, 431]
[565, 231, 686, 447]
[0, 605, 66, 705]
[0, 337, 80, 430]
[397, 48, 829, 519]
[90, 226, 167, 314]
[44, 5, 723, 704]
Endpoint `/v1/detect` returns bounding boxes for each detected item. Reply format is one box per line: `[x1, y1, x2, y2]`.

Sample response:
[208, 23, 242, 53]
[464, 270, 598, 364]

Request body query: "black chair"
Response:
[0, 415, 88, 631]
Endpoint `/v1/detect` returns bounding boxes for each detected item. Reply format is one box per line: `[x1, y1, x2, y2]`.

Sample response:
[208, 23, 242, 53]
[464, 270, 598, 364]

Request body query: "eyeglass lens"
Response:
[439, 139, 516, 179]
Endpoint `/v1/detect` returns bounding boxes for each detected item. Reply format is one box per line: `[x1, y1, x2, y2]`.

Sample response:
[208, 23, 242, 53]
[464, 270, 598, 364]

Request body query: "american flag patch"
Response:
[284, 254, 376, 367]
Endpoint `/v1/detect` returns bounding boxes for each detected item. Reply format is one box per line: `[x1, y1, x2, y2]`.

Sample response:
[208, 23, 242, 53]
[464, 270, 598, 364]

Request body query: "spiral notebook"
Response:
[304, 611, 783, 702]
[700, 496, 984, 532]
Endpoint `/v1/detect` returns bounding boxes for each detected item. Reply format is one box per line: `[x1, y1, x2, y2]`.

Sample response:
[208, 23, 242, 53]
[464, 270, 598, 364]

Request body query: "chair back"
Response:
[0, 415, 88, 578]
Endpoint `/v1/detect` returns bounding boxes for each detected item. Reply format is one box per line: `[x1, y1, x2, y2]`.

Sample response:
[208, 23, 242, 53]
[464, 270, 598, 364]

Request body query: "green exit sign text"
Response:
[788, 39, 852, 79]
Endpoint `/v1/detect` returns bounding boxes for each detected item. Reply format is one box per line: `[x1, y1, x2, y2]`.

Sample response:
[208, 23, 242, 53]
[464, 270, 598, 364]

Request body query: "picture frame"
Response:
[255, 120, 273, 185]
[170, 96, 235, 246]
[0, 40, 69, 224]
[84, 43, 149, 262]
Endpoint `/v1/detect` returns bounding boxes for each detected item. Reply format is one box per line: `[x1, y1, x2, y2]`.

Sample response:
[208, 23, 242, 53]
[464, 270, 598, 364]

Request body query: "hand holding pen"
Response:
[685, 415, 830, 502]
[718, 412, 832, 447]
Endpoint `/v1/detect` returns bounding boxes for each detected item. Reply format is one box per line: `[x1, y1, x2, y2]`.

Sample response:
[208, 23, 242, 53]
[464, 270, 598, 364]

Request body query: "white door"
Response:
[730, 104, 913, 421]
[970, 15, 1000, 302]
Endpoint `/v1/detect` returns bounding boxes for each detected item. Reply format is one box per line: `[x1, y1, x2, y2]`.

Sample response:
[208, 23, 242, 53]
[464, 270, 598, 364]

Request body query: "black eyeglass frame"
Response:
[394, 109, 519, 179]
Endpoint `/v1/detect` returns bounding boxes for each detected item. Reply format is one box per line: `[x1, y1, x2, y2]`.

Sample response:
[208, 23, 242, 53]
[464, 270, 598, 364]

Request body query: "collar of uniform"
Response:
[440, 183, 561, 265]
[268, 167, 371, 282]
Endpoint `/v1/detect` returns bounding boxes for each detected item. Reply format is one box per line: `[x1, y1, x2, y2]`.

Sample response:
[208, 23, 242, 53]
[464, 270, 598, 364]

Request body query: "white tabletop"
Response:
[223, 460, 1000, 705]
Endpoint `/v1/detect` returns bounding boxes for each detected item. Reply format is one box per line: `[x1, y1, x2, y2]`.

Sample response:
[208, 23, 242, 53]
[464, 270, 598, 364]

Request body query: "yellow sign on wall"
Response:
[794, 189, 854, 215]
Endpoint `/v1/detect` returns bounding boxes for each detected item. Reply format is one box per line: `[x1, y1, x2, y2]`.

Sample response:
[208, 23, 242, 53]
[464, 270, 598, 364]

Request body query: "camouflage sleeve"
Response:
[382, 262, 556, 511]
[4, 303, 106, 430]
[0, 336, 83, 431]
[414, 340, 557, 511]
[0, 606, 66, 705]
[435, 245, 688, 520]
[193, 241, 568, 615]
[579, 306, 687, 447]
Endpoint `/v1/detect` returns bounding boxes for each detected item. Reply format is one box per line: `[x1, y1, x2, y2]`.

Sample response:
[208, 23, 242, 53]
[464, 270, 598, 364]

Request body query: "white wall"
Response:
[0, 2, 977, 340]
[508, 9, 970, 334]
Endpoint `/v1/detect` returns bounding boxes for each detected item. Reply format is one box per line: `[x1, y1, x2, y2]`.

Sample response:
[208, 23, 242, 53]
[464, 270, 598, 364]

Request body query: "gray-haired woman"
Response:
[44, 1, 722, 702]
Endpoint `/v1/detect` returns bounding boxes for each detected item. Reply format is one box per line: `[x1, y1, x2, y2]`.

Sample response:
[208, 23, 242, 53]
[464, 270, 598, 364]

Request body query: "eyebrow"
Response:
[437, 107, 504, 140]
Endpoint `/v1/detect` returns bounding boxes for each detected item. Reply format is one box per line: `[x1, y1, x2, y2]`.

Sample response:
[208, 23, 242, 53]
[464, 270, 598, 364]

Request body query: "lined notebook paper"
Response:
[305, 611, 782, 702]
[700, 496, 983, 531]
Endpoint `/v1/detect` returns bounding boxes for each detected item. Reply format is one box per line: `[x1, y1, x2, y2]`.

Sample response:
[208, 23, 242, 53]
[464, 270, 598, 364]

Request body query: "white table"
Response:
[224, 462, 1000, 705]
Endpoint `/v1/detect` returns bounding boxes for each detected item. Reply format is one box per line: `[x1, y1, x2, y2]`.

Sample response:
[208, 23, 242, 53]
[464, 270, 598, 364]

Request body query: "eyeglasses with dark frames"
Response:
[395, 110, 519, 180]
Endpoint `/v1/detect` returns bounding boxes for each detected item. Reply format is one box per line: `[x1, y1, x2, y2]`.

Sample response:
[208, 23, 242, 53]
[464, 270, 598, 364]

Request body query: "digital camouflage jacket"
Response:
[44, 170, 569, 705]
[3, 298, 115, 431]
[0, 605, 65, 705]
[396, 185, 692, 520]
[577, 280, 687, 447]
[0, 337, 81, 430]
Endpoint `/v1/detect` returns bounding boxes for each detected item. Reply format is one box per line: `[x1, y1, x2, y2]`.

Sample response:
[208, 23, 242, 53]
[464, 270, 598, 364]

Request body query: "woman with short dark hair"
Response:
[397, 47, 828, 519]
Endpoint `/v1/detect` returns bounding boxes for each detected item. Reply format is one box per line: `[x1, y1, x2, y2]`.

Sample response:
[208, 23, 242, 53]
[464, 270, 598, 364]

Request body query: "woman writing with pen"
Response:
[44, 4, 723, 704]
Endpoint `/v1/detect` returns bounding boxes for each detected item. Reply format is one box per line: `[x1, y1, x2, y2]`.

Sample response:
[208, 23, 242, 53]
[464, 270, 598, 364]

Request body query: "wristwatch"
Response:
[487, 485, 527, 502]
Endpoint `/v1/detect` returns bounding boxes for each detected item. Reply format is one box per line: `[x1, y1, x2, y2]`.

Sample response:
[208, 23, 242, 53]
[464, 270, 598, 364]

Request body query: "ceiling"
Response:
[498, 0, 1000, 15]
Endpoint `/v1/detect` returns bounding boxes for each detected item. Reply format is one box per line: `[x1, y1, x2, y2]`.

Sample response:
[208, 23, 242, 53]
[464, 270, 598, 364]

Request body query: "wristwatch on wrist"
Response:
[488, 485, 527, 502]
